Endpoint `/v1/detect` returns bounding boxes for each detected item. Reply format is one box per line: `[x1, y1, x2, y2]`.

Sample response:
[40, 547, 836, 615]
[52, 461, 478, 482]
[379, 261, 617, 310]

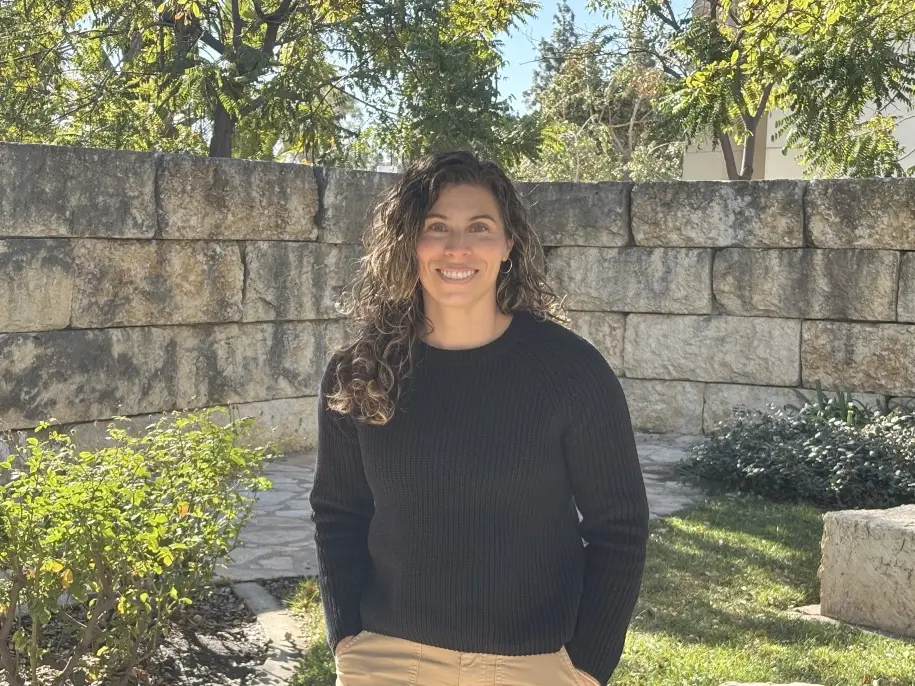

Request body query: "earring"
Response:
[500, 258, 513, 275]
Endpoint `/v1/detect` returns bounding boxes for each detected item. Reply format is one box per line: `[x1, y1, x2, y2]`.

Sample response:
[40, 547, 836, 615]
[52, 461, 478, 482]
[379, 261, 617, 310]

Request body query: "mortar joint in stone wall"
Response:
[239, 241, 249, 311]
[153, 152, 165, 240]
[312, 166, 328, 242]
[800, 181, 812, 248]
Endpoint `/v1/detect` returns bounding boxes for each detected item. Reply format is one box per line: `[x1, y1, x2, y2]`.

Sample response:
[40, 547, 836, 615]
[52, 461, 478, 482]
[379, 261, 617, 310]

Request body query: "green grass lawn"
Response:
[284, 497, 915, 686]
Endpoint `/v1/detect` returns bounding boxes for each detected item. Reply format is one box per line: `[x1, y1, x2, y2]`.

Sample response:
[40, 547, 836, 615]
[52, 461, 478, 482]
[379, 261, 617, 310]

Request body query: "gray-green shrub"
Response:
[677, 386, 915, 510]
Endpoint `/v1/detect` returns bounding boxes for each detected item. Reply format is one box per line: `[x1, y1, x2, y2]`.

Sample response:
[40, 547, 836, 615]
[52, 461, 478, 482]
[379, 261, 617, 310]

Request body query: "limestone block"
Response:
[0, 142, 157, 238]
[807, 178, 915, 249]
[227, 396, 319, 453]
[624, 314, 800, 386]
[517, 181, 630, 247]
[46, 396, 319, 454]
[819, 505, 915, 637]
[802, 321, 915, 396]
[0, 327, 178, 430]
[71, 239, 243, 327]
[566, 311, 626, 370]
[631, 180, 804, 247]
[174, 321, 344, 407]
[243, 242, 361, 321]
[548, 247, 713, 313]
[158, 154, 318, 240]
[703, 383, 887, 432]
[322, 168, 399, 244]
[715, 248, 898, 321]
[0, 239, 73, 332]
[619, 377, 705, 434]
[898, 251, 915, 323]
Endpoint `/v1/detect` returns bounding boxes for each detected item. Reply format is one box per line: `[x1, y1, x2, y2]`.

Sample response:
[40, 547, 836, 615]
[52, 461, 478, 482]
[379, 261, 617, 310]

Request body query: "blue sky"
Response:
[498, 0, 690, 113]
[497, 0, 605, 113]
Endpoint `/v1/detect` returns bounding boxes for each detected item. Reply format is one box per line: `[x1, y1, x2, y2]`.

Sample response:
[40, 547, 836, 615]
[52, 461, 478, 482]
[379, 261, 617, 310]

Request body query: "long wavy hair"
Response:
[327, 150, 569, 425]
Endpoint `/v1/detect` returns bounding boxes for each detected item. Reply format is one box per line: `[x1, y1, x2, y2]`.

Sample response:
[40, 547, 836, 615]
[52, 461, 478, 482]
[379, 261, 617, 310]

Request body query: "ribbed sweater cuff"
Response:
[324, 594, 363, 654]
[565, 633, 620, 686]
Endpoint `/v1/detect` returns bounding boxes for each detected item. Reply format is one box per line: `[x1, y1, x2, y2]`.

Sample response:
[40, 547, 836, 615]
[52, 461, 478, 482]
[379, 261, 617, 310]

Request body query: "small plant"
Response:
[0, 408, 276, 686]
[678, 383, 915, 510]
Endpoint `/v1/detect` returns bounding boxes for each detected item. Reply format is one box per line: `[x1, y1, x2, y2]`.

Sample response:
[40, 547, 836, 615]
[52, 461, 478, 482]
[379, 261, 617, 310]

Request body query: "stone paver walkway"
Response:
[218, 432, 705, 582]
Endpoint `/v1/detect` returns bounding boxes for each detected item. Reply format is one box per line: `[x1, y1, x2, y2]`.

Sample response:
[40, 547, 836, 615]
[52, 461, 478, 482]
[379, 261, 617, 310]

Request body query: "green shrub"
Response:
[677, 384, 915, 510]
[0, 409, 275, 686]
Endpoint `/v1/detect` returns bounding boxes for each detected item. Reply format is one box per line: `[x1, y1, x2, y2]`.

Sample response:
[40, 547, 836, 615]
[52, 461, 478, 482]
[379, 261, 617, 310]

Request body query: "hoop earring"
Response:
[500, 258, 513, 275]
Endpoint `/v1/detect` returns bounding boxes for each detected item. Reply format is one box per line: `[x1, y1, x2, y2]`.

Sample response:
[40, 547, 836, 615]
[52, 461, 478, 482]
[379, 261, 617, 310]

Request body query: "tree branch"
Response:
[254, 0, 297, 53]
[232, 0, 242, 50]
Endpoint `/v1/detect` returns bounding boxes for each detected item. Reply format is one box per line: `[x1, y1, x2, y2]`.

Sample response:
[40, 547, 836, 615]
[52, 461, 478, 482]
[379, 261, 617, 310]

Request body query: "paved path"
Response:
[218, 432, 704, 582]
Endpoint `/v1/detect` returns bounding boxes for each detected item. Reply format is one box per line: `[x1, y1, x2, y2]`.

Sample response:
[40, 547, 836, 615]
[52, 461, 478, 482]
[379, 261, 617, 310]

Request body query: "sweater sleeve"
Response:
[561, 349, 649, 685]
[309, 360, 374, 653]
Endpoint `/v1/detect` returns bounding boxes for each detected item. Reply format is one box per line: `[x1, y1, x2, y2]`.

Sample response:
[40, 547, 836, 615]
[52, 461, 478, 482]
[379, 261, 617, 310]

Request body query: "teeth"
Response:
[440, 269, 475, 279]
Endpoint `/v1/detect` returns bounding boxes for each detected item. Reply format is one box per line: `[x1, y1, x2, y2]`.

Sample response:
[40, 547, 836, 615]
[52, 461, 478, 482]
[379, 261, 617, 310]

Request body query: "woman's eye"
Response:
[426, 223, 446, 232]
[471, 223, 489, 232]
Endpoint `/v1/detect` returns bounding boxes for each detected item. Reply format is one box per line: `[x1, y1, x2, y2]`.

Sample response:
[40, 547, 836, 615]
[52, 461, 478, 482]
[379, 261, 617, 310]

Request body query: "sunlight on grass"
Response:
[286, 579, 337, 686]
[615, 497, 915, 685]
[286, 497, 915, 685]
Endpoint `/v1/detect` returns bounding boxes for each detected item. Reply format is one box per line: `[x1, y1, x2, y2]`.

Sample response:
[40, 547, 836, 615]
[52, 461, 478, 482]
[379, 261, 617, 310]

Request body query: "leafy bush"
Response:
[677, 384, 915, 510]
[0, 408, 275, 686]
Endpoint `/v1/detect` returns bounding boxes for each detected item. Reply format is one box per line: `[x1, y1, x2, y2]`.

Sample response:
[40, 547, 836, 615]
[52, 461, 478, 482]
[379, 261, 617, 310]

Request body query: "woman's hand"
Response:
[335, 635, 357, 655]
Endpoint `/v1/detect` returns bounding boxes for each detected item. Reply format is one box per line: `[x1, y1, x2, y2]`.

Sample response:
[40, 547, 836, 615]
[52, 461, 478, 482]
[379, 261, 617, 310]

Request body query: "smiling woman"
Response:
[416, 184, 515, 349]
[309, 150, 648, 686]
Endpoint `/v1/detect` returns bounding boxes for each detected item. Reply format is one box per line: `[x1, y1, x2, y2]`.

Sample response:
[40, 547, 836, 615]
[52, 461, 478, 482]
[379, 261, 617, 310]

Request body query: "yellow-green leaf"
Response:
[42, 560, 64, 574]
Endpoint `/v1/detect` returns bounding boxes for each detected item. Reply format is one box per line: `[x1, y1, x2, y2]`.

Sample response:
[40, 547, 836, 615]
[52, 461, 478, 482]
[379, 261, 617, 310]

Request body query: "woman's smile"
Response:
[437, 267, 478, 283]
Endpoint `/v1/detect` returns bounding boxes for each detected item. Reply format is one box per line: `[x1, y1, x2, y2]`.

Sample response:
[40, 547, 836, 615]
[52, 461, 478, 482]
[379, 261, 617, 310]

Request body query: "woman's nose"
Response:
[444, 231, 470, 253]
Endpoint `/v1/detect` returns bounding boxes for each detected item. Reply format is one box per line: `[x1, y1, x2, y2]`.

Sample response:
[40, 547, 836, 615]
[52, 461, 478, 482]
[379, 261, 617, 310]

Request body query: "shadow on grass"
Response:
[633, 497, 857, 649]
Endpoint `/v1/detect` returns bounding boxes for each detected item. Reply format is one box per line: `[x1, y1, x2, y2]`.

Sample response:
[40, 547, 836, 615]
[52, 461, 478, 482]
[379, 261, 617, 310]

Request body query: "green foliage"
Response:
[0, 0, 537, 167]
[512, 1, 683, 182]
[677, 383, 915, 510]
[0, 409, 275, 686]
[594, 0, 915, 179]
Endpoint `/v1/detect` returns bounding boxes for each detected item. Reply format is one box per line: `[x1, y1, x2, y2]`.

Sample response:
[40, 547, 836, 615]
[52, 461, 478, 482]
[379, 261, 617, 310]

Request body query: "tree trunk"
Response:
[209, 100, 235, 158]
[718, 133, 739, 180]
[739, 128, 756, 180]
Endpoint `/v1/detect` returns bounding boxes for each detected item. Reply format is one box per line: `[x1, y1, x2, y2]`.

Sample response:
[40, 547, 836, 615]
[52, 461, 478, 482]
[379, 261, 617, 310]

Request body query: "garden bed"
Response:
[1, 586, 268, 686]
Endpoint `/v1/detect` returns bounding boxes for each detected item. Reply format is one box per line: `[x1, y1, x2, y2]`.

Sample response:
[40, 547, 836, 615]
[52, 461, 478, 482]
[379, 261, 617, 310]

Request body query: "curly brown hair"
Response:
[327, 150, 568, 425]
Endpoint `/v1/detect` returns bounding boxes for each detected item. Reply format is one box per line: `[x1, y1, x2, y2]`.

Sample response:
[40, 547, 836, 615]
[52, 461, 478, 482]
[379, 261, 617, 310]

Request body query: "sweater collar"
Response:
[413, 310, 531, 367]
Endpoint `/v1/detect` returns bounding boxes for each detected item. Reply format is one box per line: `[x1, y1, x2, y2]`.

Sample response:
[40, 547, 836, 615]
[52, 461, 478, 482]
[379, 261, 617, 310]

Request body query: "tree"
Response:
[0, 0, 539, 166]
[594, 0, 915, 179]
[511, 1, 682, 182]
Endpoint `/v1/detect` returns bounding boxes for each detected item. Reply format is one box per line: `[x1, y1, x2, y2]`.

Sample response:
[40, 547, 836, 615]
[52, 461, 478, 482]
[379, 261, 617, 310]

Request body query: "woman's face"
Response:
[416, 183, 514, 312]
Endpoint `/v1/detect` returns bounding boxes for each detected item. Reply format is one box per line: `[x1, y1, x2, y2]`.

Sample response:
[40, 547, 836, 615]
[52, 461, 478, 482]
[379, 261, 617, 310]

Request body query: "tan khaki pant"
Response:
[334, 630, 593, 686]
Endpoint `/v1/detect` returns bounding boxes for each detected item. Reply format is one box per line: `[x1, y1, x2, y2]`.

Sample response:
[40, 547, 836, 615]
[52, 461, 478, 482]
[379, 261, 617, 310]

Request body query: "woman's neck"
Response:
[420, 303, 513, 351]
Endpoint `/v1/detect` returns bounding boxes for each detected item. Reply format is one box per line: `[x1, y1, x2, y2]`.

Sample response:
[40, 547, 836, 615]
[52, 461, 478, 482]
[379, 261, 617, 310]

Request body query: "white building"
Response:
[682, 105, 915, 180]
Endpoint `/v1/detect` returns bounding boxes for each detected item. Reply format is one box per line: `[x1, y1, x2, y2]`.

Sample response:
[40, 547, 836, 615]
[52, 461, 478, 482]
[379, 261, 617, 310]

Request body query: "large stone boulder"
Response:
[819, 505, 915, 637]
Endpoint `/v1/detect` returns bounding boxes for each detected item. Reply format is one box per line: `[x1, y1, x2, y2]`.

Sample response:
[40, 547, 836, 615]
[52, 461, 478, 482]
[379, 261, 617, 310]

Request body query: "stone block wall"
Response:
[1, 142, 914, 451]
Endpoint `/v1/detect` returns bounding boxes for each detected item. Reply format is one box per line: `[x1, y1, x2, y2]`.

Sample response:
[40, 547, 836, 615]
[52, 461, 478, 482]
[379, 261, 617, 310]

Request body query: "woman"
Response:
[310, 150, 649, 686]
